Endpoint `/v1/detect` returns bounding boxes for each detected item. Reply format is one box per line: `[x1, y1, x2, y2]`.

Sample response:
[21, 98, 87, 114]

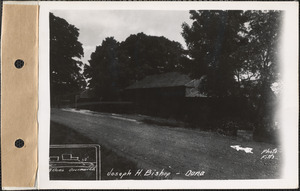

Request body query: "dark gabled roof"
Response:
[126, 72, 193, 89]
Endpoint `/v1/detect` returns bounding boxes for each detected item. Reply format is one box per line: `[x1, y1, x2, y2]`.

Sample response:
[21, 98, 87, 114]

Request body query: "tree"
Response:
[182, 10, 249, 97]
[119, 33, 188, 85]
[85, 37, 121, 100]
[182, 10, 282, 142]
[50, 13, 85, 106]
[84, 33, 188, 100]
[242, 11, 282, 141]
[243, 11, 281, 94]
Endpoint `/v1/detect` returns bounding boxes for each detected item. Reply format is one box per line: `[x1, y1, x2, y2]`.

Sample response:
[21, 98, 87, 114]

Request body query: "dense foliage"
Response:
[182, 10, 282, 141]
[50, 13, 85, 105]
[182, 10, 281, 98]
[84, 33, 188, 100]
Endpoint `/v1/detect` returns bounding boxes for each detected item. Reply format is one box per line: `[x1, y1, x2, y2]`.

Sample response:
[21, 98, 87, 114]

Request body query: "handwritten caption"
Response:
[261, 148, 277, 160]
[49, 167, 96, 173]
[107, 168, 205, 179]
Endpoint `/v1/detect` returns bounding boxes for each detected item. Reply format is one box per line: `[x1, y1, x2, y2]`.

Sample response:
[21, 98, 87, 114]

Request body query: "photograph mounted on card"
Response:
[37, 2, 299, 189]
[0, 1, 291, 190]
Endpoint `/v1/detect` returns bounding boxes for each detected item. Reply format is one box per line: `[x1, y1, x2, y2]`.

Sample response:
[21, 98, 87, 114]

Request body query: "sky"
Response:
[52, 10, 193, 65]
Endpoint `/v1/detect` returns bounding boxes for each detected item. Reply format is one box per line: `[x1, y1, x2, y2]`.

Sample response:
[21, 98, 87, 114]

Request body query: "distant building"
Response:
[78, 89, 96, 99]
[76, 88, 98, 103]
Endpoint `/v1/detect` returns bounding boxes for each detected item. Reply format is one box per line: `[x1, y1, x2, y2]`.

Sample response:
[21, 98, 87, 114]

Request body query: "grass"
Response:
[50, 110, 282, 180]
[141, 118, 181, 127]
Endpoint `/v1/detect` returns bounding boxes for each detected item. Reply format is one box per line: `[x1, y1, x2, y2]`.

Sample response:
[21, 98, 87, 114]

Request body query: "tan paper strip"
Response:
[1, 4, 38, 187]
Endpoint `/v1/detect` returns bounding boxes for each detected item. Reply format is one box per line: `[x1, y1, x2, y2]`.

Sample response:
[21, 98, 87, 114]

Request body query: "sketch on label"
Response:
[49, 144, 101, 180]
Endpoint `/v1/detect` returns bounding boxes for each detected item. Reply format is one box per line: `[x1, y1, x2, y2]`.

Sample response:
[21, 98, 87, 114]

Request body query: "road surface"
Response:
[51, 108, 281, 179]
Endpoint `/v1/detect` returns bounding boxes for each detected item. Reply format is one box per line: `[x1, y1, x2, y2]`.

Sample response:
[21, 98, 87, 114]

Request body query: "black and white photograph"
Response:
[38, 1, 298, 189]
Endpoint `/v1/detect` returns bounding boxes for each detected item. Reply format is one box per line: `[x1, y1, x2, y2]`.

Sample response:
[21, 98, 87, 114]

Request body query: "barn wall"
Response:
[124, 86, 186, 101]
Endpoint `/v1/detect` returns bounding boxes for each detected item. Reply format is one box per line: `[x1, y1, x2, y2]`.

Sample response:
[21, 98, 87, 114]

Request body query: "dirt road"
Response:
[51, 108, 281, 179]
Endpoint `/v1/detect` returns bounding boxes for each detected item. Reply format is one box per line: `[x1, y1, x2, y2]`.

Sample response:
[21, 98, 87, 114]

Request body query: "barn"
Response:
[124, 72, 206, 100]
[124, 72, 208, 118]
